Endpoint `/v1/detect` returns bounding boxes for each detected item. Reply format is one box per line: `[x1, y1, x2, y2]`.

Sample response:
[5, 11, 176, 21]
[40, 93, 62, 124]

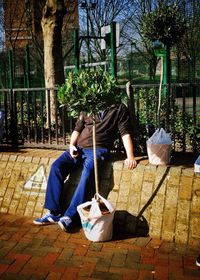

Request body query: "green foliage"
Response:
[58, 69, 121, 118]
[140, 4, 186, 46]
[137, 88, 160, 125]
[136, 87, 198, 151]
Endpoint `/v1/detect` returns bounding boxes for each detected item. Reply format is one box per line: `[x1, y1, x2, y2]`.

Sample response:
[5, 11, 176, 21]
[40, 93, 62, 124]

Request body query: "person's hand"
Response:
[69, 144, 78, 158]
[124, 158, 137, 169]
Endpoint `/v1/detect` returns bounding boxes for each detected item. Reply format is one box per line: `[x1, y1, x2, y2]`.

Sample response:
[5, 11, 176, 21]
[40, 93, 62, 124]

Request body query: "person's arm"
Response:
[69, 130, 80, 157]
[122, 133, 137, 169]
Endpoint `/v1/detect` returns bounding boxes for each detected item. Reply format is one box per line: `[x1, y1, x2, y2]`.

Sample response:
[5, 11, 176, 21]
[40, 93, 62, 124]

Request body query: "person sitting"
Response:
[33, 103, 137, 231]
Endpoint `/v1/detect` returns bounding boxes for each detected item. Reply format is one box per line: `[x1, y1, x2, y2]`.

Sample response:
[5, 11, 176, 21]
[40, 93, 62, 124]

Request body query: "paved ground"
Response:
[0, 213, 200, 280]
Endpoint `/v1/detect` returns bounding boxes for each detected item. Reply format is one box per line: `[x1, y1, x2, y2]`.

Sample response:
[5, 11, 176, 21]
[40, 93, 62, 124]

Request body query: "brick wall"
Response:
[0, 150, 199, 247]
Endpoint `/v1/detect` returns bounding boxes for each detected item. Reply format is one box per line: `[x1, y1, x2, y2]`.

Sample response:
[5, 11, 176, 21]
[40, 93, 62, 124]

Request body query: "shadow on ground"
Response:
[64, 210, 149, 239]
[112, 210, 149, 240]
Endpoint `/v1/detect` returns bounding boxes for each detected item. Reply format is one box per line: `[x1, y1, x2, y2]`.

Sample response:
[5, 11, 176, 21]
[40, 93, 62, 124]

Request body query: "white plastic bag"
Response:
[194, 155, 200, 173]
[146, 128, 172, 165]
[77, 193, 115, 242]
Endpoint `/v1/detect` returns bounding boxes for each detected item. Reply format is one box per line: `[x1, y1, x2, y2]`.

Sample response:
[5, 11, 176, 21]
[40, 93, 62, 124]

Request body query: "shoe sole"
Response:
[33, 220, 57, 225]
[58, 221, 68, 232]
[196, 261, 200, 267]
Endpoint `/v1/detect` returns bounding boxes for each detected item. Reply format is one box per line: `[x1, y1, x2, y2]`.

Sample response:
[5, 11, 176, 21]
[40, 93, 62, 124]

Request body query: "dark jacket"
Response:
[74, 103, 132, 149]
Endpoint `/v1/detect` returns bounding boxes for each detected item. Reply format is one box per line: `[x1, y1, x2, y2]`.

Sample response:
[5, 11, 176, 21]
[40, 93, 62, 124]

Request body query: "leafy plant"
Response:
[140, 3, 186, 47]
[58, 69, 121, 117]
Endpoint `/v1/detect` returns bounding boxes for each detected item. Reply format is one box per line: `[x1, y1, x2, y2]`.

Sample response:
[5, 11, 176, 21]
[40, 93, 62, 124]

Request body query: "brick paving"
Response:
[0, 213, 200, 280]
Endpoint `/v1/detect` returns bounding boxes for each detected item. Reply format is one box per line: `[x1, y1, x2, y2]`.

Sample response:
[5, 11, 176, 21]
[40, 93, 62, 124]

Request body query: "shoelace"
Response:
[41, 213, 52, 221]
[60, 217, 71, 224]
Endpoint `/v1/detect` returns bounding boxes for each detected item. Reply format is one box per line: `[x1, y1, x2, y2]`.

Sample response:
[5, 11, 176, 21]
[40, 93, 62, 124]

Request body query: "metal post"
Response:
[9, 89, 18, 147]
[163, 46, 167, 96]
[86, 7, 90, 63]
[8, 50, 18, 146]
[25, 44, 31, 88]
[74, 29, 80, 73]
[80, 1, 96, 65]
[8, 50, 14, 89]
[165, 45, 171, 132]
[131, 43, 133, 78]
[110, 22, 117, 78]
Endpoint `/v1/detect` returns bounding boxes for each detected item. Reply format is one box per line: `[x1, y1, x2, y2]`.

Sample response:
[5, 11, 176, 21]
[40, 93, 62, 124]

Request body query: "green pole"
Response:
[25, 44, 31, 88]
[162, 46, 167, 96]
[74, 29, 80, 73]
[110, 22, 117, 78]
[8, 50, 14, 89]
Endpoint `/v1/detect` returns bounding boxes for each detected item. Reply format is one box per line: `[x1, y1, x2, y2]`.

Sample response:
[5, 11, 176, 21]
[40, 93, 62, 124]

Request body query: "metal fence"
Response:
[128, 83, 200, 153]
[0, 88, 73, 149]
[0, 83, 199, 153]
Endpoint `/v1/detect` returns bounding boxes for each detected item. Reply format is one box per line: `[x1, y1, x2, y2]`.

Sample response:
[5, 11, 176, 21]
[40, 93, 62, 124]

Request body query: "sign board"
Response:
[101, 23, 120, 50]
[23, 165, 47, 193]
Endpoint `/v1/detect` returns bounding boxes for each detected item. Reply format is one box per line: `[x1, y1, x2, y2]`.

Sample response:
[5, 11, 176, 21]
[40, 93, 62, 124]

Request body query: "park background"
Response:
[0, 0, 200, 155]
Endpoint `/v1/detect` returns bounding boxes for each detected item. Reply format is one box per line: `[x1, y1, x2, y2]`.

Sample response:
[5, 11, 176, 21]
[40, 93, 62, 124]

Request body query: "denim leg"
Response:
[44, 150, 80, 212]
[64, 148, 109, 219]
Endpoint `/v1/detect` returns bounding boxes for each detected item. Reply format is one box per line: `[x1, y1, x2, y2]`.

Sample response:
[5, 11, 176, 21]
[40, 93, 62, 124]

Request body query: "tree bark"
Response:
[41, 0, 66, 126]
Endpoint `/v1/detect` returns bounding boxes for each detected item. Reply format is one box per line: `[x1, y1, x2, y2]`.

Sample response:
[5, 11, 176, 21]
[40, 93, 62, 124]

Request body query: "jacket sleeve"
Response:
[74, 112, 85, 133]
[117, 104, 132, 137]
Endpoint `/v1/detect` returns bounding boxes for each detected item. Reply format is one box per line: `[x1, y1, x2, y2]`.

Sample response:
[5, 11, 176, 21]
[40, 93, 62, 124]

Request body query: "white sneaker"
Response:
[58, 216, 72, 232]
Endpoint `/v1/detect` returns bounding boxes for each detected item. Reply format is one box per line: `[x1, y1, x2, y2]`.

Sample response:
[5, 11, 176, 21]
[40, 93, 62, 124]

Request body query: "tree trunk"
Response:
[41, 0, 66, 126]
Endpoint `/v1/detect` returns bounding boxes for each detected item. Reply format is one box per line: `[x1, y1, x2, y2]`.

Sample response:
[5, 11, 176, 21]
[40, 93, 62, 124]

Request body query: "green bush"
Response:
[135, 87, 197, 152]
[58, 69, 121, 117]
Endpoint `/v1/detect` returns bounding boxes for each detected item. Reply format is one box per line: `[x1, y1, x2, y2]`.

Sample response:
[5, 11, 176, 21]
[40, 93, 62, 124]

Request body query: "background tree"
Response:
[1, 0, 200, 87]
[41, 0, 67, 125]
[180, 0, 200, 82]
[78, 0, 134, 63]
[0, 0, 46, 88]
[140, 3, 186, 47]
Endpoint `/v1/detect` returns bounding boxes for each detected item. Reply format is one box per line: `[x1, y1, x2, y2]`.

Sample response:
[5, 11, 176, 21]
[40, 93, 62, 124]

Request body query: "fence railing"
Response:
[0, 87, 73, 149]
[0, 83, 199, 153]
[126, 83, 200, 153]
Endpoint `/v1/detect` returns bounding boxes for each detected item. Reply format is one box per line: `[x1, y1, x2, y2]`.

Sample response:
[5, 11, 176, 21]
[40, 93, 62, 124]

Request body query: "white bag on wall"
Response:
[194, 155, 200, 173]
[147, 128, 172, 165]
[77, 193, 115, 242]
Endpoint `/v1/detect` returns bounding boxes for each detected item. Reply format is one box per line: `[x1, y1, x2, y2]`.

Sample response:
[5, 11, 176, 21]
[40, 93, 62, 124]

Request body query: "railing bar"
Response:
[62, 106, 66, 146]
[20, 90, 24, 141]
[182, 87, 186, 152]
[47, 89, 51, 144]
[33, 90, 37, 143]
[41, 90, 44, 144]
[27, 89, 31, 143]
[55, 90, 59, 145]
[192, 84, 197, 153]
[171, 84, 176, 150]
[4, 91, 8, 142]
[136, 88, 140, 127]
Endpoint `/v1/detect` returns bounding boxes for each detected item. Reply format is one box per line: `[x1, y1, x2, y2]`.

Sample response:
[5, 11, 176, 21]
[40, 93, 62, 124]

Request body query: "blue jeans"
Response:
[44, 147, 109, 219]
